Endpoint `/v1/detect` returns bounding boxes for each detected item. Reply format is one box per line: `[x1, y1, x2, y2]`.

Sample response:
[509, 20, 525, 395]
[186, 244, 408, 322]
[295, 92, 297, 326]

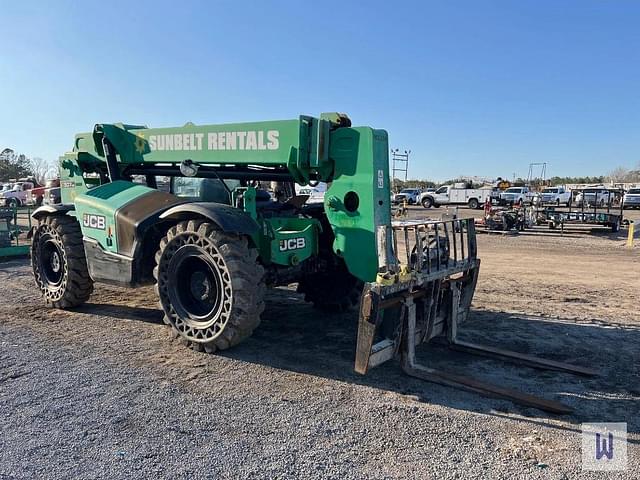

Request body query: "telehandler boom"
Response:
[30, 113, 594, 413]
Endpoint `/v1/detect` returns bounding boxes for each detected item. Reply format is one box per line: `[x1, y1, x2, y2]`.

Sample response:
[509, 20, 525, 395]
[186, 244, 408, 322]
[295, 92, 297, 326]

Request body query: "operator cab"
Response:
[169, 177, 299, 217]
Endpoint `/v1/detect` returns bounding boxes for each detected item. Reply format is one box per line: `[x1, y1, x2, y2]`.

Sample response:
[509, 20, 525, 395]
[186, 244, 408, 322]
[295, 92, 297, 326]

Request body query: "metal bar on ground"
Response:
[449, 341, 597, 376]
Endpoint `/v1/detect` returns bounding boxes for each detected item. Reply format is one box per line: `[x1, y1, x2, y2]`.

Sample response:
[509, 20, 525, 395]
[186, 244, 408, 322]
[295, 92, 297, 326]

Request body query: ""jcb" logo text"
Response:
[83, 214, 106, 230]
[279, 237, 305, 252]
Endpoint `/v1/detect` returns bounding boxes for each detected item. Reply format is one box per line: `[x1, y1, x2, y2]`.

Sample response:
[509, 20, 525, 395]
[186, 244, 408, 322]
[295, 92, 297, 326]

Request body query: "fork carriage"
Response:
[355, 217, 596, 414]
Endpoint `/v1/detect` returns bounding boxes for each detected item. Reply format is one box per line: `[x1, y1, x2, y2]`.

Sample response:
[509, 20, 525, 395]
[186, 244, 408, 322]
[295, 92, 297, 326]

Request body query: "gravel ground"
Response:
[1, 216, 639, 479]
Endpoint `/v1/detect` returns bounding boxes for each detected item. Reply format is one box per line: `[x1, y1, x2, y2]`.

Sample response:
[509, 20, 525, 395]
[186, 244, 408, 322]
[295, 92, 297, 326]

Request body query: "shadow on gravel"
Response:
[218, 288, 640, 436]
[76, 303, 164, 324]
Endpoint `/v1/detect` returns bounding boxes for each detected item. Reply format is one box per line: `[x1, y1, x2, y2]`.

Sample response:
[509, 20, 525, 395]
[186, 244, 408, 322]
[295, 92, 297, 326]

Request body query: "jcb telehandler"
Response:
[30, 113, 593, 413]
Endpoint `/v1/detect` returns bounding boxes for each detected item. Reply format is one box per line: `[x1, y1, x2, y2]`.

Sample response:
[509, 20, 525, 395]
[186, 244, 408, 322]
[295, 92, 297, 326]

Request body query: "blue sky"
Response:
[1, 0, 638, 181]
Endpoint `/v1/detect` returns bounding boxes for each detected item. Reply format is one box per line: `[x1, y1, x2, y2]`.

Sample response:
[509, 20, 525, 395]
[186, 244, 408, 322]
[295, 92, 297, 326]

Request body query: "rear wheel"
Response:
[154, 220, 265, 353]
[468, 198, 479, 209]
[31, 215, 93, 308]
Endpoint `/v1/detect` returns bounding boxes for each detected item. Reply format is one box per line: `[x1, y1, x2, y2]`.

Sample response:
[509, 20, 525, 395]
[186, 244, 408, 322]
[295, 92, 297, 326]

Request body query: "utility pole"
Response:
[390, 148, 411, 192]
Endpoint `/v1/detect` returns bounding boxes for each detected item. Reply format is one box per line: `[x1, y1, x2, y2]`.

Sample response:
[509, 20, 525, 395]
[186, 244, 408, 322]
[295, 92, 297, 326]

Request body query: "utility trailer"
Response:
[0, 206, 31, 259]
[28, 113, 594, 413]
[536, 187, 624, 233]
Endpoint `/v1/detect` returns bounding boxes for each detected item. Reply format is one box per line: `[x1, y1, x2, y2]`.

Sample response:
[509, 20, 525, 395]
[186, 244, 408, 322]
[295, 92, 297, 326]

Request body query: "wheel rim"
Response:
[157, 231, 234, 343]
[167, 245, 225, 328]
[39, 234, 64, 287]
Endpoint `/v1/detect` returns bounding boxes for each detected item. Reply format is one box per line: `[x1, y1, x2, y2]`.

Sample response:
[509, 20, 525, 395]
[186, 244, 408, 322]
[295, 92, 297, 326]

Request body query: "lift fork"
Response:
[355, 218, 596, 415]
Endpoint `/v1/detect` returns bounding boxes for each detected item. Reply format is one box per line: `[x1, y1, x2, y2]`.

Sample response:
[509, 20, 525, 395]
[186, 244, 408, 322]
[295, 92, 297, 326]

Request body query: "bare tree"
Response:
[30, 157, 56, 185]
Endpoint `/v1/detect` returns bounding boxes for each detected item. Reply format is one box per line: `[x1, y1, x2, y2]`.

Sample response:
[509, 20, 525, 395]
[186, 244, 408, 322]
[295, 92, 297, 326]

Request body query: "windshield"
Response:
[173, 177, 203, 197]
[505, 188, 522, 193]
[172, 177, 241, 203]
[543, 188, 558, 193]
[400, 189, 417, 194]
[627, 189, 640, 194]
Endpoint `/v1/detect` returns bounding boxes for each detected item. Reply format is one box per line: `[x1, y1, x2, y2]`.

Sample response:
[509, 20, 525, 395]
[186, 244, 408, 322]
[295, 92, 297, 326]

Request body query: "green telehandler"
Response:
[30, 113, 593, 413]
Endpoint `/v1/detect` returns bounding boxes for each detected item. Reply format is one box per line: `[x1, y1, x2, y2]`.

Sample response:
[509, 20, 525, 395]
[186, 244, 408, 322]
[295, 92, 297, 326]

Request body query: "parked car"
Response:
[575, 187, 611, 207]
[393, 188, 422, 205]
[420, 184, 492, 209]
[534, 186, 572, 206]
[499, 186, 534, 205]
[0, 181, 35, 207]
[622, 188, 640, 209]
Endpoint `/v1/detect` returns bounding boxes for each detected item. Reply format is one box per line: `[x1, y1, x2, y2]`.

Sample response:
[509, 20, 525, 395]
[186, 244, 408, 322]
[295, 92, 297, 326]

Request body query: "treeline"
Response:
[547, 175, 605, 186]
[0, 148, 56, 184]
[0, 148, 33, 180]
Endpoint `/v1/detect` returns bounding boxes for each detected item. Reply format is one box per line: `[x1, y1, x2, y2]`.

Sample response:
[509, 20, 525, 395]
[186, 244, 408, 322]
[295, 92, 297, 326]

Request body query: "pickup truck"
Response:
[25, 179, 59, 206]
[0, 181, 35, 207]
[393, 188, 422, 205]
[499, 186, 534, 205]
[534, 186, 572, 206]
[420, 184, 492, 209]
[575, 187, 611, 207]
[622, 188, 640, 209]
[43, 186, 62, 205]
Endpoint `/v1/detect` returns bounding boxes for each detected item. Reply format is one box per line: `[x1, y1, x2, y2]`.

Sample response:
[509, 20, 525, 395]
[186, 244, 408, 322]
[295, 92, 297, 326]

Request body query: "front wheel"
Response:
[421, 197, 433, 209]
[31, 215, 93, 308]
[154, 220, 265, 353]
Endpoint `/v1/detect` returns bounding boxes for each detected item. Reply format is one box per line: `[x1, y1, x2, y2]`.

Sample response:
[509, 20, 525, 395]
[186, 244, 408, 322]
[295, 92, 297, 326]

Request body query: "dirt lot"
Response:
[1, 207, 639, 479]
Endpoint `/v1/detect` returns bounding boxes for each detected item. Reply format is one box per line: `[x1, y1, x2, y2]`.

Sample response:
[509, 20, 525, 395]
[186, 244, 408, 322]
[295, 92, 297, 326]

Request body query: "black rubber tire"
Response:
[153, 220, 265, 353]
[31, 215, 93, 308]
[611, 219, 620, 233]
[468, 198, 479, 209]
[421, 197, 433, 209]
[8, 198, 19, 208]
[297, 260, 363, 312]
